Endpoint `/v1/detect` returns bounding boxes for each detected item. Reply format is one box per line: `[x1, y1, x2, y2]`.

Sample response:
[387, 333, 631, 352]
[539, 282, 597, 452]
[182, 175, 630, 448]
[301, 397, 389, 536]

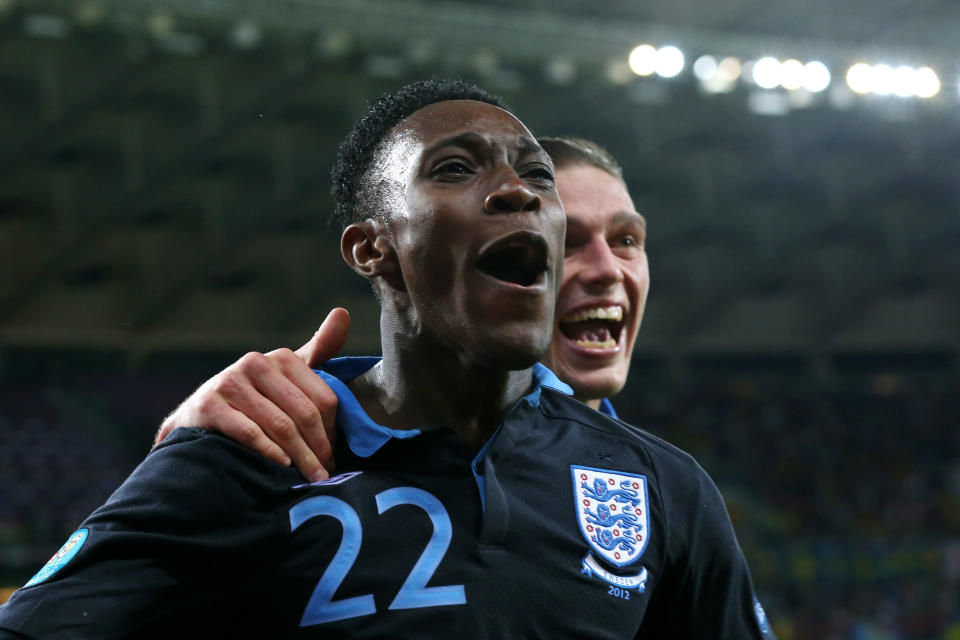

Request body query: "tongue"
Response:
[563, 320, 613, 346]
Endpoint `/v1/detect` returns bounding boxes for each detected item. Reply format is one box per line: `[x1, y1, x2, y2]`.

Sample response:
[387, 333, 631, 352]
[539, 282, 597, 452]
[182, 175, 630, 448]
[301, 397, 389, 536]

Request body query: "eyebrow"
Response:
[610, 210, 647, 231]
[421, 132, 545, 160]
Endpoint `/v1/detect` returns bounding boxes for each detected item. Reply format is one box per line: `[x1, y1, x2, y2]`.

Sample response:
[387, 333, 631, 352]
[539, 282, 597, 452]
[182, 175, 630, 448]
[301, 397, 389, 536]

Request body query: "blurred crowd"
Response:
[633, 383, 960, 639]
[1, 370, 957, 639]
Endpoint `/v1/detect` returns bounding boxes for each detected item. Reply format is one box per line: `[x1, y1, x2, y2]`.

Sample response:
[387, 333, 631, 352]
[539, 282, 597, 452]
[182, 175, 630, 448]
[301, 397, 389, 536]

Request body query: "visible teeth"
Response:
[575, 338, 618, 349]
[563, 306, 623, 323]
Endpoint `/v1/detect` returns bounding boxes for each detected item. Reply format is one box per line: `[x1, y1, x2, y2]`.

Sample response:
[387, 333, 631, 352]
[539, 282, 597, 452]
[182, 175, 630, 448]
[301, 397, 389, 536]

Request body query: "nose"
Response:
[483, 174, 541, 215]
[577, 237, 623, 290]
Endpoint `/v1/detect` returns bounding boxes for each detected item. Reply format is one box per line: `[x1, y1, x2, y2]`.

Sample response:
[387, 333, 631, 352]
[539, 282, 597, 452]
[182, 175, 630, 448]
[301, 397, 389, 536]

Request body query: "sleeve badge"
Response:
[23, 528, 89, 588]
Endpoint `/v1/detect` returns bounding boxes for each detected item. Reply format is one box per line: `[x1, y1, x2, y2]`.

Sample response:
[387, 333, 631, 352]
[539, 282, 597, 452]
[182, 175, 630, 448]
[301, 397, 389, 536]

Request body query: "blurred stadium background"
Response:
[1, 0, 959, 637]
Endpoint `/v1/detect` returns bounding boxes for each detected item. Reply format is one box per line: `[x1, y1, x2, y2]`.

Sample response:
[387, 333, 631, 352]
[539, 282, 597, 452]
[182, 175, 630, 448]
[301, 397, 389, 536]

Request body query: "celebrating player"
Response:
[152, 137, 649, 478]
[0, 80, 773, 638]
[537, 136, 647, 418]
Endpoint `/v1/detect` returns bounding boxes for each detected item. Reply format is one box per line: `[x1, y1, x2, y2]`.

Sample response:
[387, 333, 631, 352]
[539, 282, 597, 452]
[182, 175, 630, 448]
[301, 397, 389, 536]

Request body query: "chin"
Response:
[475, 333, 551, 372]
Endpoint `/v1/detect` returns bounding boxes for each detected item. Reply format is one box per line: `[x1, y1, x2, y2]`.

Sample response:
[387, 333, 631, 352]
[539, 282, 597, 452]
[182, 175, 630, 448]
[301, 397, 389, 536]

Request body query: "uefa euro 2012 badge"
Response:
[23, 528, 89, 587]
[571, 466, 650, 596]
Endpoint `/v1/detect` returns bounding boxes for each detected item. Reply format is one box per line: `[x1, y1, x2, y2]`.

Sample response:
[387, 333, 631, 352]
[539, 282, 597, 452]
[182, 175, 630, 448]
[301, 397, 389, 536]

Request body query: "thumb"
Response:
[296, 307, 351, 368]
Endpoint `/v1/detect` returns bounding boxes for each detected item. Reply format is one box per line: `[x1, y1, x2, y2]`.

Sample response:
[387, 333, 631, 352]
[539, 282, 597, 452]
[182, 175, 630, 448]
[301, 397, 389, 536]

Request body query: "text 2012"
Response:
[607, 586, 631, 600]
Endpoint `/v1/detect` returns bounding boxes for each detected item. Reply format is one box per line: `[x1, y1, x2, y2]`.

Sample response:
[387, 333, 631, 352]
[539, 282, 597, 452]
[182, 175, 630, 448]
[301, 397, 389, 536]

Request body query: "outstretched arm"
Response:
[154, 307, 350, 482]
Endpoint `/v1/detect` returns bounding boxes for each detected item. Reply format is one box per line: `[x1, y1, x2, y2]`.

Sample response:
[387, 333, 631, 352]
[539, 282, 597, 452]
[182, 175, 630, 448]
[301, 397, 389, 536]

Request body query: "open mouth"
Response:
[476, 232, 549, 288]
[558, 306, 625, 350]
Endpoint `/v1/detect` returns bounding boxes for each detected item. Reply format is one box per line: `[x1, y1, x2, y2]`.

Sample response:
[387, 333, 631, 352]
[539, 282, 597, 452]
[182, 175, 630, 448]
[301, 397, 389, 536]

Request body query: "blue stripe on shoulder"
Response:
[315, 357, 421, 458]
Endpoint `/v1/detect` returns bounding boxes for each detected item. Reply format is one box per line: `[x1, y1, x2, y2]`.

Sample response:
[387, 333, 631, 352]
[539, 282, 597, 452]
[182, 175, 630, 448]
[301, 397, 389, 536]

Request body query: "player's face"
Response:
[543, 164, 649, 405]
[379, 100, 565, 370]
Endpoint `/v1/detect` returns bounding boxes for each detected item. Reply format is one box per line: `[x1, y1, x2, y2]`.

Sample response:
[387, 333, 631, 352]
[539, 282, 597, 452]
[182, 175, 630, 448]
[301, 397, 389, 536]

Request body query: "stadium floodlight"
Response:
[779, 59, 804, 90]
[846, 63, 873, 94]
[699, 55, 740, 94]
[693, 55, 718, 81]
[891, 65, 915, 97]
[628, 44, 657, 76]
[802, 61, 831, 93]
[914, 67, 940, 98]
[655, 45, 685, 78]
[717, 57, 742, 82]
[871, 64, 894, 95]
[753, 57, 781, 89]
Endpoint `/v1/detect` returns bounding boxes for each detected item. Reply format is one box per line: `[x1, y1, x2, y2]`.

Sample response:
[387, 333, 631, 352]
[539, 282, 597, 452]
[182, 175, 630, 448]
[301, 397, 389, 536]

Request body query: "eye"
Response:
[434, 160, 473, 177]
[611, 233, 644, 253]
[524, 166, 555, 184]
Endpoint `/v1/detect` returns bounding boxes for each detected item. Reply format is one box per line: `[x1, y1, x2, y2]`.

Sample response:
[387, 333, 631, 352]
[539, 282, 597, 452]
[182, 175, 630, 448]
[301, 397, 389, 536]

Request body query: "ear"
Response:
[341, 219, 400, 281]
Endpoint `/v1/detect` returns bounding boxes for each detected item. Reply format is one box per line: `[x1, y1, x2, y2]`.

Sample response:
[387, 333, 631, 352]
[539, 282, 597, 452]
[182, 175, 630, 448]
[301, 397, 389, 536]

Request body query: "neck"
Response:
[581, 397, 602, 410]
[347, 312, 536, 449]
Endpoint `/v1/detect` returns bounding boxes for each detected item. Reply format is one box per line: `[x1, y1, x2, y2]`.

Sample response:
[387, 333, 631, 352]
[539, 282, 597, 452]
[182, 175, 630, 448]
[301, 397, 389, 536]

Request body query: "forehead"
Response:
[556, 164, 642, 228]
[390, 99, 535, 150]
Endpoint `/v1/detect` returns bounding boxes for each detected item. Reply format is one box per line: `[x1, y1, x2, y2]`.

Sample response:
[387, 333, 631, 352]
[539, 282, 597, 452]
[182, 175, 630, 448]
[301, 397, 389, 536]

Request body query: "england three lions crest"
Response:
[571, 466, 650, 592]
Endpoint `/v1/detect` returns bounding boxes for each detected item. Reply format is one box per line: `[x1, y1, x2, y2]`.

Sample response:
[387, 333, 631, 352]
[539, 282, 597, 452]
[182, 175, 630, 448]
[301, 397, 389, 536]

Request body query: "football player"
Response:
[1, 80, 773, 638]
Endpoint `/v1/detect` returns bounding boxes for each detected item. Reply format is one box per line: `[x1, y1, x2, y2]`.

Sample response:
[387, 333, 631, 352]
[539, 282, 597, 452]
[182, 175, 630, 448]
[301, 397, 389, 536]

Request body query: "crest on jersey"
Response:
[572, 466, 649, 567]
[571, 465, 651, 593]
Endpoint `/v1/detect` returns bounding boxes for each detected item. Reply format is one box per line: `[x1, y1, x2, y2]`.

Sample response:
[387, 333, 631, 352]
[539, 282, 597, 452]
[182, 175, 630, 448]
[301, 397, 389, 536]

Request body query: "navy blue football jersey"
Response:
[0, 358, 774, 639]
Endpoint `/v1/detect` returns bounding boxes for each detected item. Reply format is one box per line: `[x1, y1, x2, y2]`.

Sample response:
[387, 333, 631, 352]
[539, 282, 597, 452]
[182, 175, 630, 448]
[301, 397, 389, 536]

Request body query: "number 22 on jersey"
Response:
[289, 486, 466, 626]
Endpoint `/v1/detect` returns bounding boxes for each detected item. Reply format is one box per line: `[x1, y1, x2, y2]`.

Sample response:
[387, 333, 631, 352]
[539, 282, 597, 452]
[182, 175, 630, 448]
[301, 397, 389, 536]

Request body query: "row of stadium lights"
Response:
[12, 6, 947, 102]
[626, 44, 942, 99]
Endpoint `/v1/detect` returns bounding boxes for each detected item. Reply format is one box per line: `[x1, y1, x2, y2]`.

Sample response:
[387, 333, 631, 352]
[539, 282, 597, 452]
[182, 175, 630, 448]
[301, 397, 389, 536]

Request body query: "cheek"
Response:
[626, 258, 650, 329]
[559, 255, 584, 291]
[397, 219, 464, 305]
[637, 259, 651, 297]
[409, 241, 455, 296]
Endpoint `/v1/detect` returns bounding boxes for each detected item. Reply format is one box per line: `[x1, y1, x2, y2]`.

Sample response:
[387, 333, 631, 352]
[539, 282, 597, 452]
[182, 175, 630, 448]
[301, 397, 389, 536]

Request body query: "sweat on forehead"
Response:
[382, 101, 539, 173]
[330, 79, 506, 229]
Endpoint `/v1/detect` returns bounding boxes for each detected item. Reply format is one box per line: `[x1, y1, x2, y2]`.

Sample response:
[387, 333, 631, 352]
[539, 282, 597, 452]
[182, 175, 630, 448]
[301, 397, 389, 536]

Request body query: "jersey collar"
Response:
[316, 357, 572, 458]
[598, 397, 618, 418]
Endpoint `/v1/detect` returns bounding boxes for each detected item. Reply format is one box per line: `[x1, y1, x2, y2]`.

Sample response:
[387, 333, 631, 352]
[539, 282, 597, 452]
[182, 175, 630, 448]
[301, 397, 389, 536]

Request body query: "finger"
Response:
[155, 416, 175, 447]
[153, 377, 226, 448]
[157, 382, 294, 468]
[153, 376, 220, 448]
[239, 362, 328, 482]
[213, 405, 297, 469]
[295, 307, 351, 369]
[270, 350, 338, 469]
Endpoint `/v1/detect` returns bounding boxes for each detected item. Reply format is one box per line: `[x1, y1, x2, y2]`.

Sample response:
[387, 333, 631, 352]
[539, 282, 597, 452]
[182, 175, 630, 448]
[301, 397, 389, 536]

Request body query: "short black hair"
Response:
[330, 79, 506, 229]
[537, 137, 624, 180]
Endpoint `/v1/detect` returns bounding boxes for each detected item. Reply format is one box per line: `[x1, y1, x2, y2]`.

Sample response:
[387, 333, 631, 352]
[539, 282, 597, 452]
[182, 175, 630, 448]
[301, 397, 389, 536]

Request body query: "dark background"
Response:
[1, 1, 958, 637]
